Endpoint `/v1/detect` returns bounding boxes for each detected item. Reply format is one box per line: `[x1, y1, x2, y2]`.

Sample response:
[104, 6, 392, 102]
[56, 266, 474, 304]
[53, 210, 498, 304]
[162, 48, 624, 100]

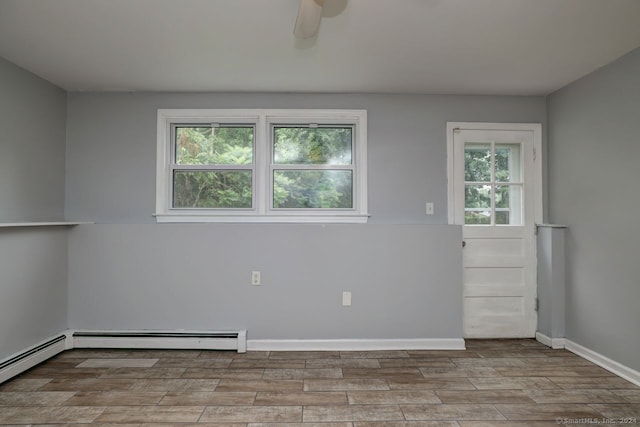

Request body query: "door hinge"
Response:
[534, 298, 539, 311]
[533, 147, 537, 161]
[453, 128, 461, 133]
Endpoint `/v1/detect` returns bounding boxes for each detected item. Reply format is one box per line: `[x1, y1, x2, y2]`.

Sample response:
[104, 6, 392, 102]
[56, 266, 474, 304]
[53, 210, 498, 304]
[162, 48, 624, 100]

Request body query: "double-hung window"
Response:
[156, 109, 368, 223]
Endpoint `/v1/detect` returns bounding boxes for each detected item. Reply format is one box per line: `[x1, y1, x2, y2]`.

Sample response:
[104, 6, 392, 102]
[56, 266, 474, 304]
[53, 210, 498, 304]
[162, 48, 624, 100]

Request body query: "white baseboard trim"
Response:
[564, 339, 640, 387]
[535, 332, 566, 349]
[536, 333, 640, 387]
[0, 331, 71, 384]
[247, 338, 466, 351]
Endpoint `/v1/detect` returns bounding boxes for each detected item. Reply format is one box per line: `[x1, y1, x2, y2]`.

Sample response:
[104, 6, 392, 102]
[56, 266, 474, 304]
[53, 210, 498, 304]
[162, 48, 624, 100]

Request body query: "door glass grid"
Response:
[464, 142, 522, 225]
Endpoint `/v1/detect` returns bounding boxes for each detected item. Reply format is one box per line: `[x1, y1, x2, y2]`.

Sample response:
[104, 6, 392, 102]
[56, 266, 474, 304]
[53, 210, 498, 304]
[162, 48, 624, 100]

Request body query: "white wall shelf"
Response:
[0, 221, 93, 228]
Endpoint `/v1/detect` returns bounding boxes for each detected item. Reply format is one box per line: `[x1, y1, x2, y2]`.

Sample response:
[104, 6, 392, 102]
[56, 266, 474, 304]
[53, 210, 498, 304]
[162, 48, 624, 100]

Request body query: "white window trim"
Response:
[156, 109, 368, 223]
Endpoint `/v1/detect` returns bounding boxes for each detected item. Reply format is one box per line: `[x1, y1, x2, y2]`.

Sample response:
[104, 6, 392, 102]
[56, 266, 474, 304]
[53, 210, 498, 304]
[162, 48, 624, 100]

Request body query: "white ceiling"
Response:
[1, 0, 640, 95]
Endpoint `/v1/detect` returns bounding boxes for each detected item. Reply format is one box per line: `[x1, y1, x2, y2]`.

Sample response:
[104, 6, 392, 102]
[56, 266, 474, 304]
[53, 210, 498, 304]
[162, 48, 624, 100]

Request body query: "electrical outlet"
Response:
[342, 291, 352, 306]
[251, 271, 261, 285]
[426, 202, 434, 215]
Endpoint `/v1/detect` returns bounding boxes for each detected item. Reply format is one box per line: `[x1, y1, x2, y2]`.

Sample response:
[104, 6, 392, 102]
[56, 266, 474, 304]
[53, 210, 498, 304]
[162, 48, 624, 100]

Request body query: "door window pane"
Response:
[495, 143, 521, 182]
[273, 127, 352, 165]
[466, 210, 492, 225]
[495, 185, 522, 225]
[465, 143, 491, 182]
[495, 211, 509, 225]
[465, 184, 491, 224]
[173, 170, 252, 208]
[176, 126, 254, 165]
[273, 170, 352, 209]
[463, 141, 524, 226]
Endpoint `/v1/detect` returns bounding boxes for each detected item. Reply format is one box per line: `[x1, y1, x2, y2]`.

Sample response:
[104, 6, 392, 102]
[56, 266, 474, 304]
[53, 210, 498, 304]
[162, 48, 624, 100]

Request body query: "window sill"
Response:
[154, 214, 369, 224]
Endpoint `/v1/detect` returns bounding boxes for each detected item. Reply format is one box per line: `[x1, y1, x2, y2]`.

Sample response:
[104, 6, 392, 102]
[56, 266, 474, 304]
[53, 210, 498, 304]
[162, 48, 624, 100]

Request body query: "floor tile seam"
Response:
[194, 403, 206, 422]
[585, 401, 623, 417]
[490, 401, 514, 421]
[303, 403, 405, 422]
[398, 402, 409, 421]
[493, 401, 609, 421]
[149, 390, 171, 405]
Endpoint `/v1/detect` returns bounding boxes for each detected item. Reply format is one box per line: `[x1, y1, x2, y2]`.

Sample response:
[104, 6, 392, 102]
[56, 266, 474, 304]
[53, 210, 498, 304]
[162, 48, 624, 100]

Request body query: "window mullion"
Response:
[491, 141, 496, 226]
[255, 114, 268, 215]
[171, 164, 254, 171]
[271, 164, 354, 171]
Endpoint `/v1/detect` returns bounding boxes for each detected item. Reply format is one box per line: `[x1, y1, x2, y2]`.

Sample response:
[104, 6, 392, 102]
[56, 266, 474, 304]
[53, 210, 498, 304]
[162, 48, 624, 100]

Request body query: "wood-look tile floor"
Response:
[1, 339, 639, 426]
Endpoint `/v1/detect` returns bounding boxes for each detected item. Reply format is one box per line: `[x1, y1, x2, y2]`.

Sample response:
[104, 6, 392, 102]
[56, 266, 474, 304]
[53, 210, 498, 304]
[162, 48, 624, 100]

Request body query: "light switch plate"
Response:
[342, 291, 352, 306]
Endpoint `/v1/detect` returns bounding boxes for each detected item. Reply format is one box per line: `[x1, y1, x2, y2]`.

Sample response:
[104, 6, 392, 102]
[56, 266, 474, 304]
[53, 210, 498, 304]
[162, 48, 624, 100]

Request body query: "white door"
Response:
[448, 123, 542, 338]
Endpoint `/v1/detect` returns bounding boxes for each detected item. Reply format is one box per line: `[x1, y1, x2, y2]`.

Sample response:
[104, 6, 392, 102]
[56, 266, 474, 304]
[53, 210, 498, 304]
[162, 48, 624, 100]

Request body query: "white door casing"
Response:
[447, 122, 542, 338]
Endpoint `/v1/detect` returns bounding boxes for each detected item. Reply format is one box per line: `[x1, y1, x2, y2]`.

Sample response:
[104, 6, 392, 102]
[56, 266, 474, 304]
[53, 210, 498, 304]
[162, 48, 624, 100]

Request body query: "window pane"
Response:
[465, 184, 491, 225]
[176, 126, 253, 165]
[495, 143, 521, 182]
[495, 211, 510, 225]
[273, 170, 352, 209]
[495, 185, 522, 225]
[465, 184, 491, 209]
[173, 170, 252, 208]
[465, 143, 491, 182]
[465, 210, 491, 225]
[273, 127, 352, 165]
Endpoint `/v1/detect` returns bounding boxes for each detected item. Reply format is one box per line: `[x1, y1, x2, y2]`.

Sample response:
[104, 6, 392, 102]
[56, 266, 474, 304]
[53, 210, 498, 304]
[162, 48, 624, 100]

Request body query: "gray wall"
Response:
[0, 228, 68, 359]
[65, 92, 545, 340]
[0, 58, 68, 361]
[0, 57, 66, 221]
[65, 92, 546, 224]
[548, 47, 640, 371]
[68, 224, 462, 339]
[536, 226, 566, 339]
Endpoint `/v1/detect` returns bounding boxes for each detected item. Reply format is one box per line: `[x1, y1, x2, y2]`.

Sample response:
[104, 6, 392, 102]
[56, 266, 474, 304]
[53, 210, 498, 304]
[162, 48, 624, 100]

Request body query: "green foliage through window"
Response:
[176, 126, 253, 165]
[272, 126, 354, 209]
[173, 126, 254, 209]
[464, 143, 522, 225]
[274, 170, 352, 209]
[273, 127, 352, 165]
[173, 171, 252, 208]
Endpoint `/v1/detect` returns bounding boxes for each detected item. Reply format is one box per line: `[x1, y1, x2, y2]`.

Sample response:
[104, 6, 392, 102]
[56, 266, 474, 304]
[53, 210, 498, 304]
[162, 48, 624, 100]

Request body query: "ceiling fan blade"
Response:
[293, 0, 325, 39]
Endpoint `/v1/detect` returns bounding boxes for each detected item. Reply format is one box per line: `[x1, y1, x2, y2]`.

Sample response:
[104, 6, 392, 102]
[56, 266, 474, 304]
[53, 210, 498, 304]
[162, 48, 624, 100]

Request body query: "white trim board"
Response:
[565, 339, 640, 387]
[247, 338, 466, 351]
[0, 221, 93, 228]
[535, 332, 567, 350]
[536, 334, 640, 387]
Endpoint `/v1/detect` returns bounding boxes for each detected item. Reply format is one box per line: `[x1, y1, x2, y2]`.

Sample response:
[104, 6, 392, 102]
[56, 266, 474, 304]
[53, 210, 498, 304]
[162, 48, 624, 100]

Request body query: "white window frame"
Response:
[156, 109, 368, 223]
[446, 122, 542, 227]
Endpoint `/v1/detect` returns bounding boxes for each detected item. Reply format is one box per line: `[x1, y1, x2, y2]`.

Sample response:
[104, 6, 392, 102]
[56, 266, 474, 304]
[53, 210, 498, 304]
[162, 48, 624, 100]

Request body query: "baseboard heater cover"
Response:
[72, 330, 247, 353]
[0, 334, 67, 384]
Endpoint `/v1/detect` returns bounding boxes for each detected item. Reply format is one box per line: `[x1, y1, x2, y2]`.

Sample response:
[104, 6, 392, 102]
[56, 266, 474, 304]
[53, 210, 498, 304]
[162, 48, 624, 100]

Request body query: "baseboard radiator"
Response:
[72, 330, 247, 353]
[0, 334, 68, 384]
[0, 330, 247, 385]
